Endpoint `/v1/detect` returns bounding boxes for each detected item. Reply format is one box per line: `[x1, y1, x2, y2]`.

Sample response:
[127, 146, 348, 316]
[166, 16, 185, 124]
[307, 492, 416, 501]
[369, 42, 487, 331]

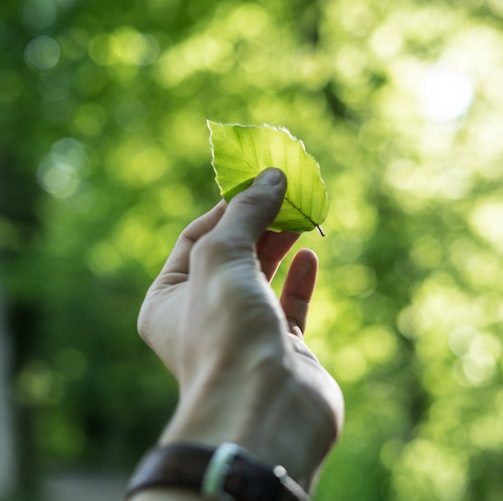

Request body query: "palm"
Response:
[141, 224, 316, 375]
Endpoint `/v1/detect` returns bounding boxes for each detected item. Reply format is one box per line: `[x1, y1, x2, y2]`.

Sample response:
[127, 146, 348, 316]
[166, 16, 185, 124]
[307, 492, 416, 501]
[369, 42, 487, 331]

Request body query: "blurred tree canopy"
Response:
[1, 0, 503, 499]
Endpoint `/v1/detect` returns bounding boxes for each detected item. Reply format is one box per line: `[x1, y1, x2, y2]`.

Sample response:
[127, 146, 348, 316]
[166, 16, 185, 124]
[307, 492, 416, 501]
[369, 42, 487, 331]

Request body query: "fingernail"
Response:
[254, 168, 285, 186]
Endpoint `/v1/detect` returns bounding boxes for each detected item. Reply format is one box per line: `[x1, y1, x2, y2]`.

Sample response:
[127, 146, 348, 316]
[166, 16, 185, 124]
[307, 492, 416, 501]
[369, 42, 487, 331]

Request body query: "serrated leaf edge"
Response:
[207, 119, 328, 230]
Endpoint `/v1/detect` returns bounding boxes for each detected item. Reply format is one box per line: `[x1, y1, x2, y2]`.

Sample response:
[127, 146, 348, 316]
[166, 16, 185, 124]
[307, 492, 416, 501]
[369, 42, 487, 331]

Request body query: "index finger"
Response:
[156, 200, 227, 286]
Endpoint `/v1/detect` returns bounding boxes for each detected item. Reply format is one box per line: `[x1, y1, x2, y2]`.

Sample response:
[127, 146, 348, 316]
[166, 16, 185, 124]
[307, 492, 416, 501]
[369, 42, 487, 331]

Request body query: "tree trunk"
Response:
[0, 267, 17, 497]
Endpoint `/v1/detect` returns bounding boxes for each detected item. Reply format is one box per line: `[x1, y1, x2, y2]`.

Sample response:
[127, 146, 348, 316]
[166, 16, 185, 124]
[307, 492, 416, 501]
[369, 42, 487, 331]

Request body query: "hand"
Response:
[137, 168, 343, 491]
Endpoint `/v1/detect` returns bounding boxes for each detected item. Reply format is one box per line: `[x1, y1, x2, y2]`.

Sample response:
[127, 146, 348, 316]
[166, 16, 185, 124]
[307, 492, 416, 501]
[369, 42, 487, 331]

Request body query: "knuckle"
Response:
[137, 301, 152, 343]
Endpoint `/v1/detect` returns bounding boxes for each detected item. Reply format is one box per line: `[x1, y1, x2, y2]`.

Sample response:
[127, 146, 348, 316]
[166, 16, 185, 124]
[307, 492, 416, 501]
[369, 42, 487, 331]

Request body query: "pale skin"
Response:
[131, 168, 344, 500]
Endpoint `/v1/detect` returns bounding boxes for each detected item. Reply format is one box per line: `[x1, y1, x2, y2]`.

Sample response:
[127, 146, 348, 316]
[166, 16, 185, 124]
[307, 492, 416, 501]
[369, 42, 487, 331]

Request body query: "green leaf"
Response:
[208, 120, 329, 234]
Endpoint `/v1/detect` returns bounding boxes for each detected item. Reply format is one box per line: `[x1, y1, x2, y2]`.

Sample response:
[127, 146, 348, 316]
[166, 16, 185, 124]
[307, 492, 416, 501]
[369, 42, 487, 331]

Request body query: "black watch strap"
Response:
[125, 442, 311, 501]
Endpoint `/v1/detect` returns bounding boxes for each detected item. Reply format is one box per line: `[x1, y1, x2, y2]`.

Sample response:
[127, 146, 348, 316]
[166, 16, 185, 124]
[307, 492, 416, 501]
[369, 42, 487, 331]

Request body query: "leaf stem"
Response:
[284, 196, 325, 236]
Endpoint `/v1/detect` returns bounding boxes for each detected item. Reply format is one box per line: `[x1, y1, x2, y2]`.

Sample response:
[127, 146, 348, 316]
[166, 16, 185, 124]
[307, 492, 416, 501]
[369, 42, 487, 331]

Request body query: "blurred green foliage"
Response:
[1, 0, 503, 499]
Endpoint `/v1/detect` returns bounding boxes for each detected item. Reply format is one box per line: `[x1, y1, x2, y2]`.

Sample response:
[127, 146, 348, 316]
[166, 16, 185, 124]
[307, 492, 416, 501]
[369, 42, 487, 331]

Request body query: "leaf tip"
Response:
[316, 225, 326, 237]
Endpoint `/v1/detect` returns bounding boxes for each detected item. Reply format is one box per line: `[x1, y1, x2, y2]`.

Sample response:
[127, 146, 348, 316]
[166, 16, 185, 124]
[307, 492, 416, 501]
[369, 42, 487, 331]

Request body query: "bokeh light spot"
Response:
[394, 439, 468, 500]
[37, 160, 79, 198]
[16, 362, 64, 405]
[89, 28, 160, 67]
[360, 326, 398, 364]
[125, 32, 160, 66]
[88, 33, 120, 66]
[470, 200, 503, 254]
[72, 102, 107, 136]
[410, 235, 443, 269]
[449, 325, 479, 357]
[228, 3, 269, 38]
[37, 138, 87, 198]
[371, 24, 403, 58]
[22, 0, 57, 30]
[87, 241, 123, 276]
[334, 346, 368, 382]
[157, 184, 194, 218]
[336, 264, 377, 297]
[419, 65, 474, 123]
[460, 332, 501, 386]
[24, 35, 61, 70]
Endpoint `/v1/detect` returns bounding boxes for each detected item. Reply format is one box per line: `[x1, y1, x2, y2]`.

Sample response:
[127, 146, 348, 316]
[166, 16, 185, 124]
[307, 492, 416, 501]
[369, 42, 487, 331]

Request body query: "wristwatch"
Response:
[125, 442, 311, 501]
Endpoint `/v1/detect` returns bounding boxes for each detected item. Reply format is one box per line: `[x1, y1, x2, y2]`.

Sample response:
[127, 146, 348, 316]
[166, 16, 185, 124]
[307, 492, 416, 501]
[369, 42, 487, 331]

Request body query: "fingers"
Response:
[156, 167, 286, 285]
[280, 249, 318, 336]
[211, 168, 287, 247]
[157, 200, 227, 285]
[257, 230, 299, 281]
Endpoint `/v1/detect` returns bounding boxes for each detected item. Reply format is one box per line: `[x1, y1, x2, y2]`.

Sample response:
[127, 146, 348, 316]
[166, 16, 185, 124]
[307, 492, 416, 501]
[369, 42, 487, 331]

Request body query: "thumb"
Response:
[213, 168, 287, 244]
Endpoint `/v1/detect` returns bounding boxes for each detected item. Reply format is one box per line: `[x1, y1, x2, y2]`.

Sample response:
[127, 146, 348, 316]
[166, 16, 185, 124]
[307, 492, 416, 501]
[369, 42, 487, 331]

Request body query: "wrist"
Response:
[159, 357, 337, 491]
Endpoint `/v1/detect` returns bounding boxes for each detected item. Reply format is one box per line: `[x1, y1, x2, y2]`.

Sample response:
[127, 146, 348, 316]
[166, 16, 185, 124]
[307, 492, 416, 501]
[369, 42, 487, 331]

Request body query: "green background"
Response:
[1, 0, 502, 499]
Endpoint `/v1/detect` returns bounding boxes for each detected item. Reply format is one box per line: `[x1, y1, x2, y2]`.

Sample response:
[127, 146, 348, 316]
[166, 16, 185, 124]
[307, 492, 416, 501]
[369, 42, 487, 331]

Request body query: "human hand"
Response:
[137, 168, 343, 490]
